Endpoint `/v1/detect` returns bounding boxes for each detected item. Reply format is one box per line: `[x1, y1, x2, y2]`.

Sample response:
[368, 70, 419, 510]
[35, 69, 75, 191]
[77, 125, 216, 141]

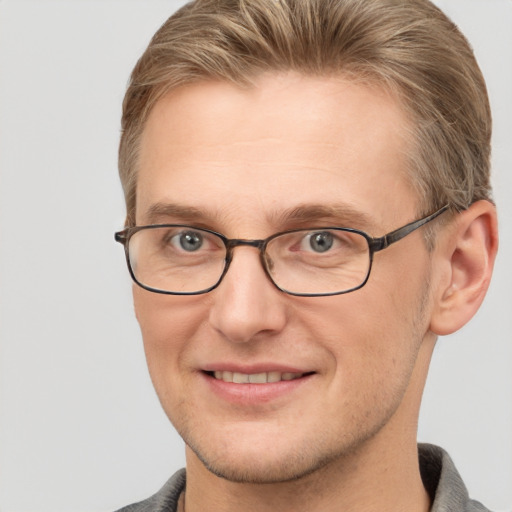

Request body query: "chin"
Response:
[180, 420, 365, 485]
[191, 442, 340, 484]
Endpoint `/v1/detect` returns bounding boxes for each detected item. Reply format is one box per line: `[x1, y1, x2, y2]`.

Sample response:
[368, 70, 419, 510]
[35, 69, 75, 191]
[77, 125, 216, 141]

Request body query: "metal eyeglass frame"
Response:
[115, 204, 449, 297]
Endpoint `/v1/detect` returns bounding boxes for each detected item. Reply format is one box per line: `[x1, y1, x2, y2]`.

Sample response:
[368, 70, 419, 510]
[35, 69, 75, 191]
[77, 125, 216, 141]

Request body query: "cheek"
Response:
[133, 288, 206, 377]
[301, 265, 430, 381]
[317, 294, 425, 423]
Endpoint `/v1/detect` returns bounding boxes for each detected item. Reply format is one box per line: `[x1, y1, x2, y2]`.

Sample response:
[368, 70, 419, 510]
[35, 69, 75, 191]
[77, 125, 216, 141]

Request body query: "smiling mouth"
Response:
[207, 371, 313, 384]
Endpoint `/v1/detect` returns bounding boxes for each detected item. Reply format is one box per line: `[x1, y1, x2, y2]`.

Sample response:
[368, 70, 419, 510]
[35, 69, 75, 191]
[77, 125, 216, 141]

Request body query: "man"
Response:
[114, 0, 498, 510]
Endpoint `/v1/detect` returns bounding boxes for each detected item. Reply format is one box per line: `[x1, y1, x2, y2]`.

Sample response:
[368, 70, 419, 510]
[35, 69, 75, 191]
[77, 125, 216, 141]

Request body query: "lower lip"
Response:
[201, 372, 314, 405]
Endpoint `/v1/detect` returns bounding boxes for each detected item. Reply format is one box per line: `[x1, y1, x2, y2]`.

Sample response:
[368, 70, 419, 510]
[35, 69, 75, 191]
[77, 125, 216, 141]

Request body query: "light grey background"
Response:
[0, 1, 510, 511]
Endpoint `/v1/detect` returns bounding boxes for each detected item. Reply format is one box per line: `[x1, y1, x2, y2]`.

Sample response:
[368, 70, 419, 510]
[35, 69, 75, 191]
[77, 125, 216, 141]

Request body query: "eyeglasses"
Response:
[115, 205, 448, 297]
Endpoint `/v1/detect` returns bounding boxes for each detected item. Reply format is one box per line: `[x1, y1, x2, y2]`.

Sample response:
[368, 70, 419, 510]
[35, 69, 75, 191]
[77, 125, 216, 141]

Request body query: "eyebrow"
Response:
[272, 204, 378, 231]
[142, 202, 378, 232]
[144, 203, 210, 224]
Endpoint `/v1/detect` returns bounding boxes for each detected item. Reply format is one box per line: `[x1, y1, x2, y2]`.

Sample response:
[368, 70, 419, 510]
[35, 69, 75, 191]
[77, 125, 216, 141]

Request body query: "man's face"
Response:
[134, 74, 437, 483]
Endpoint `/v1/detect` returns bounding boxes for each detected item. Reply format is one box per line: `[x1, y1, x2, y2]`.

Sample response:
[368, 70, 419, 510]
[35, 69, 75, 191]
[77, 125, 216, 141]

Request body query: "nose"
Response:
[208, 246, 288, 343]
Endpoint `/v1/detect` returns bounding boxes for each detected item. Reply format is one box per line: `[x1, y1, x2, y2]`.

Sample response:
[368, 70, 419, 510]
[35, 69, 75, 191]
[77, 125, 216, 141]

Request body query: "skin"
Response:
[132, 73, 498, 512]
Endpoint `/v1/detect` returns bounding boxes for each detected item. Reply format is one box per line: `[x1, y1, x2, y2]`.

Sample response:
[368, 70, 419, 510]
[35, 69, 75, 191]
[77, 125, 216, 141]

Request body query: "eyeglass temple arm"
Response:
[369, 205, 450, 252]
[115, 231, 129, 244]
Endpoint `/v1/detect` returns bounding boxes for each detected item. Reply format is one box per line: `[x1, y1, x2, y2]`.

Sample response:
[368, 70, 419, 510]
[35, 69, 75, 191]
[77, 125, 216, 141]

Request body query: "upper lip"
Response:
[201, 363, 312, 374]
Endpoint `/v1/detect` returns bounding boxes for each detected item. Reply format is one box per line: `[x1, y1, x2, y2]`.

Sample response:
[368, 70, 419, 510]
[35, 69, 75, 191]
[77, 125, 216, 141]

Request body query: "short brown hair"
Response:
[119, 0, 492, 226]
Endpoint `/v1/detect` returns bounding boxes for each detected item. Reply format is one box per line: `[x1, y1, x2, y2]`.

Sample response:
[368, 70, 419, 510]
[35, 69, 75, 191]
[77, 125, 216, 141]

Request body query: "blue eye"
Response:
[308, 232, 334, 253]
[172, 231, 204, 252]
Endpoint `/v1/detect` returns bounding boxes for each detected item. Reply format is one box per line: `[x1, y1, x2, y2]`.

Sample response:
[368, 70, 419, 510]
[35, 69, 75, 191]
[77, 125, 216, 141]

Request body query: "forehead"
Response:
[137, 73, 417, 232]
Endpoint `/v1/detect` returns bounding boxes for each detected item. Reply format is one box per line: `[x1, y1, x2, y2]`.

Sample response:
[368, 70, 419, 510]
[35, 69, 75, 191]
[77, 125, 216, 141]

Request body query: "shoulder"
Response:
[419, 444, 492, 512]
[114, 469, 186, 512]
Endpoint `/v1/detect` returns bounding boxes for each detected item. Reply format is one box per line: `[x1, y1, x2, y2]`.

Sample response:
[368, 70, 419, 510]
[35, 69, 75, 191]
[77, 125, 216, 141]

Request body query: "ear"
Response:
[429, 200, 498, 335]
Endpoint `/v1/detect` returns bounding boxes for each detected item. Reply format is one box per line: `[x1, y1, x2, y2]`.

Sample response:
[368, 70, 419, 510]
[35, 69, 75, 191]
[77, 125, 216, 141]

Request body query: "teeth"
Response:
[249, 372, 267, 384]
[212, 371, 305, 384]
[267, 371, 281, 383]
[233, 372, 249, 384]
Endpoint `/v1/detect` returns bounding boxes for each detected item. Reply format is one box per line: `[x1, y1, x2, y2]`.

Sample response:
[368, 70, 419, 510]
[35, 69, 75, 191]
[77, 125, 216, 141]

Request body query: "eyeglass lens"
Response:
[127, 226, 371, 295]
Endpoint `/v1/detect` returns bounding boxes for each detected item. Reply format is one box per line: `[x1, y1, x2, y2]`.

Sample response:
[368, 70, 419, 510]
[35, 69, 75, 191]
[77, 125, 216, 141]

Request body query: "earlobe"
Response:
[429, 200, 498, 336]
